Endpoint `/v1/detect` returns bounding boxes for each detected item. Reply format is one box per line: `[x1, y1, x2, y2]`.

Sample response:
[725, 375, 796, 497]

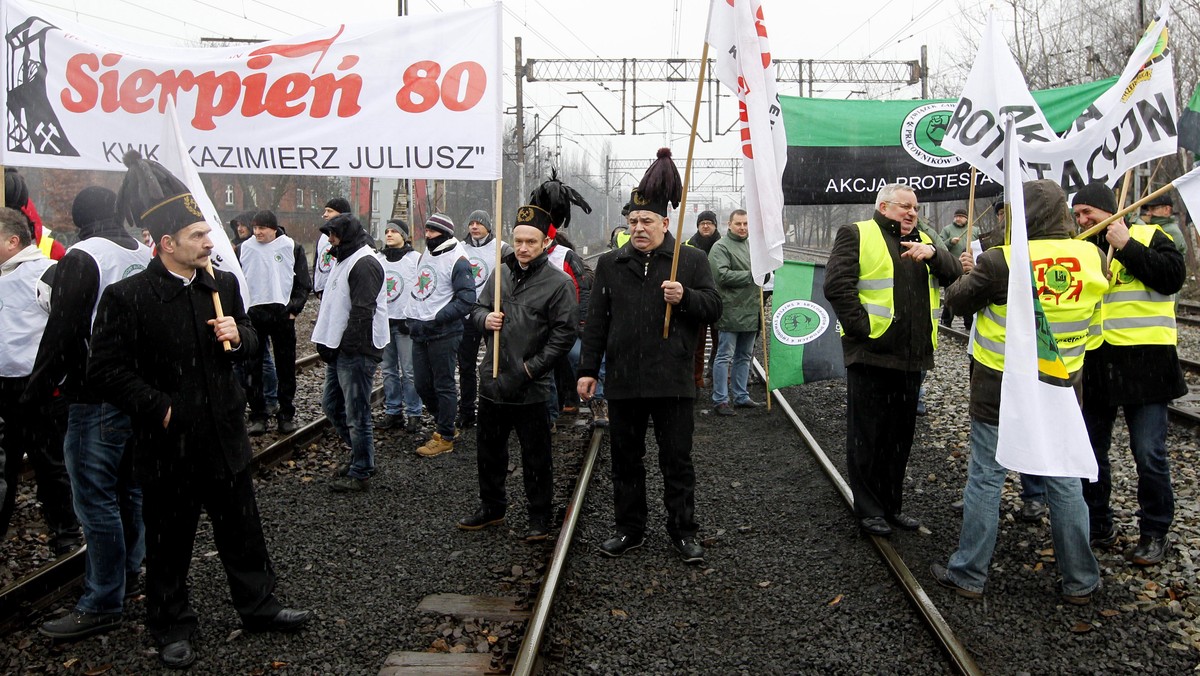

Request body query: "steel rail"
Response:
[755, 357, 983, 676]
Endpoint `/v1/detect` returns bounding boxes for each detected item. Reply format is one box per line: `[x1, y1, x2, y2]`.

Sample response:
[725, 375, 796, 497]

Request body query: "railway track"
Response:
[0, 351, 378, 634]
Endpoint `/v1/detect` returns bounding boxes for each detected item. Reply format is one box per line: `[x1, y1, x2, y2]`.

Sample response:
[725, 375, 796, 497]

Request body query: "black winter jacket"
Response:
[87, 257, 257, 482]
[825, 210, 962, 371]
[579, 232, 722, 400]
[473, 252, 578, 404]
[407, 236, 476, 342]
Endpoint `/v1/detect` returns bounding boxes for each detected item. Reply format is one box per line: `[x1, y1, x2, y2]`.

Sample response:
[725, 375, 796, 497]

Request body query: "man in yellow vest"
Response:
[931, 180, 1107, 604]
[1073, 182, 1185, 566]
[825, 183, 962, 537]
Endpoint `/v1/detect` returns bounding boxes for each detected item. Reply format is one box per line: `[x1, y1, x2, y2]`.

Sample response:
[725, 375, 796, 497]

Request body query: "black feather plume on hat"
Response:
[528, 168, 592, 229]
[115, 150, 190, 230]
[638, 148, 682, 209]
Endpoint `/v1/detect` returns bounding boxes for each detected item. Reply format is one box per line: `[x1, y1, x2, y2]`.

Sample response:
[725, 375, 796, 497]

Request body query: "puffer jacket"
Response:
[707, 231, 759, 332]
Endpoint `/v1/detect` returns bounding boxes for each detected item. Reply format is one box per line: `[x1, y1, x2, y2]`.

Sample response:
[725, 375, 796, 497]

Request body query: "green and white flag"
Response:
[1180, 83, 1200, 155]
[768, 261, 844, 388]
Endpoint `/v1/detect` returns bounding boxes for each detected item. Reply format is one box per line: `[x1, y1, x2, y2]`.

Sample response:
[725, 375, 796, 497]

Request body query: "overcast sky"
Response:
[25, 0, 985, 199]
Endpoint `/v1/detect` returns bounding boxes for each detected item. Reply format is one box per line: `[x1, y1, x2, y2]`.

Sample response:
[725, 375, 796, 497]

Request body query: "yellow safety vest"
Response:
[851, 219, 940, 348]
[1098, 223, 1176, 347]
[37, 232, 54, 257]
[616, 232, 630, 249]
[973, 239, 1107, 374]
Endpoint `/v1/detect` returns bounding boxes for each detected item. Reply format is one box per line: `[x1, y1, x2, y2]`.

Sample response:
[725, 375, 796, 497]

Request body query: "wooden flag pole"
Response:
[492, 179, 503, 378]
[205, 260, 232, 352]
[662, 40, 710, 339]
[964, 167, 978, 246]
[1107, 169, 1135, 265]
[1076, 182, 1176, 241]
[759, 287, 771, 411]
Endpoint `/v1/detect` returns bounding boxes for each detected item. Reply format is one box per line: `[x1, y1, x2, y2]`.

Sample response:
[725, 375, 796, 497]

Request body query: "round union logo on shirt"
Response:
[411, 264, 437, 301]
[468, 255, 489, 289]
[772, 300, 831, 346]
[318, 247, 334, 273]
[385, 272, 403, 303]
[121, 263, 146, 279]
[274, 253, 284, 263]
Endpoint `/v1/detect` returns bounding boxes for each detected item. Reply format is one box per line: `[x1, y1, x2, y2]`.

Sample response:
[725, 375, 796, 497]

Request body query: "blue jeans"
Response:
[64, 402, 145, 615]
[712, 330, 756, 406]
[262, 337, 278, 408]
[947, 419, 1099, 597]
[381, 325, 422, 417]
[321, 355, 378, 480]
[1082, 401, 1173, 537]
[414, 333, 461, 437]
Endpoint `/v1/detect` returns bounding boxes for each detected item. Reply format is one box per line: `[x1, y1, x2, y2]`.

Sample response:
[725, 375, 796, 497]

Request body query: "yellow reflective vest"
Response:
[37, 232, 54, 257]
[973, 239, 1107, 374]
[1098, 223, 1176, 347]
[851, 219, 940, 349]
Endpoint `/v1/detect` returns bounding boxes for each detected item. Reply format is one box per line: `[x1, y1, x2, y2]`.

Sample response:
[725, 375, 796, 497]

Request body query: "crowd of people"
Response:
[0, 145, 1190, 667]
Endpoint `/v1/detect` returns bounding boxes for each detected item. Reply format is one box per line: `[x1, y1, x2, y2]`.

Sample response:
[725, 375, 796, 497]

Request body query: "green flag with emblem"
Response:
[768, 261, 845, 388]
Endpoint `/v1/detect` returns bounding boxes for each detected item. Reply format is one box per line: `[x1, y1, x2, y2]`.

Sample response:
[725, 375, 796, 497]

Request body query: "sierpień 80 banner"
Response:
[0, 0, 501, 179]
[779, 78, 1113, 205]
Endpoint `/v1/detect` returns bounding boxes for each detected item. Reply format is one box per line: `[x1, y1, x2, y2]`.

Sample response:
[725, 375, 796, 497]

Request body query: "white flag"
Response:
[706, 0, 787, 282]
[995, 115, 1098, 481]
[942, 0, 1176, 193]
[1172, 167, 1200, 227]
[159, 100, 250, 309]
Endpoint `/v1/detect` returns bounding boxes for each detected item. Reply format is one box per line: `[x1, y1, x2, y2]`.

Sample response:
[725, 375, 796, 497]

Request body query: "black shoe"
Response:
[333, 463, 350, 478]
[1090, 525, 1118, 549]
[886, 513, 920, 531]
[457, 506, 505, 531]
[599, 533, 644, 558]
[523, 522, 549, 542]
[125, 572, 144, 599]
[39, 610, 123, 640]
[329, 476, 369, 493]
[455, 413, 476, 430]
[247, 419, 268, 436]
[159, 639, 196, 669]
[1019, 500, 1048, 523]
[244, 608, 313, 633]
[672, 536, 705, 564]
[734, 399, 761, 409]
[713, 403, 736, 417]
[376, 413, 402, 430]
[51, 532, 81, 557]
[266, 402, 281, 417]
[1128, 534, 1168, 566]
[930, 563, 983, 599]
[405, 416, 423, 433]
[859, 516, 892, 537]
[277, 415, 298, 434]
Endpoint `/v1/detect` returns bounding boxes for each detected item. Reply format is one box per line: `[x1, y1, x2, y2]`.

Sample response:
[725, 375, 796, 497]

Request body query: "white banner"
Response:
[942, 0, 1176, 193]
[0, 0, 502, 179]
[995, 115, 1098, 481]
[706, 0, 787, 281]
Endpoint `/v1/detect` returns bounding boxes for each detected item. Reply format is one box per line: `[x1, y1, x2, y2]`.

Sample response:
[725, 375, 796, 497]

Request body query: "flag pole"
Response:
[1076, 182, 1176, 241]
[759, 286, 771, 411]
[1107, 169, 1134, 265]
[492, 178, 503, 378]
[964, 167, 977, 245]
[205, 260, 232, 352]
[662, 38, 710, 339]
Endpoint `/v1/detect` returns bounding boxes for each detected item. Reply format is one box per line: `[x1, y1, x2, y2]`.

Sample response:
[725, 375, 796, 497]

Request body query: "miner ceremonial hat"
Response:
[1071, 182, 1118, 216]
[514, 204, 552, 235]
[116, 150, 203, 242]
[629, 148, 682, 217]
[528, 169, 591, 230]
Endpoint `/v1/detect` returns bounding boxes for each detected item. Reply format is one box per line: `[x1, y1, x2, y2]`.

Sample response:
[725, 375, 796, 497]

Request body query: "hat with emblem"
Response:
[628, 148, 682, 218]
[514, 204, 552, 235]
[115, 150, 204, 242]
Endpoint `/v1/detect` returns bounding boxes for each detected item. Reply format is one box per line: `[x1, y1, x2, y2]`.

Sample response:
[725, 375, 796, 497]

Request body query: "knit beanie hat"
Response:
[251, 209, 282, 233]
[425, 213, 455, 237]
[697, 210, 717, 225]
[325, 197, 351, 214]
[1071, 182, 1117, 215]
[71, 186, 117, 233]
[466, 209, 492, 232]
[4, 168, 28, 209]
[954, 207, 968, 217]
[385, 219, 410, 237]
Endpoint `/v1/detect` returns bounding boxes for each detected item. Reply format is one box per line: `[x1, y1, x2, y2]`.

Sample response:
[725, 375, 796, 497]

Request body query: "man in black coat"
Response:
[87, 153, 310, 669]
[577, 149, 722, 564]
[456, 204, 577, 542]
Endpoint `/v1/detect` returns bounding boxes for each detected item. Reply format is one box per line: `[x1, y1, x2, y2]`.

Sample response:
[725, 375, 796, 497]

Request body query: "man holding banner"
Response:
[824, 184, 961, 537]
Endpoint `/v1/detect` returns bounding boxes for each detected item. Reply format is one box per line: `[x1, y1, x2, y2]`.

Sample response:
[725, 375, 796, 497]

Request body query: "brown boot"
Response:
[416, 432, 455, 457]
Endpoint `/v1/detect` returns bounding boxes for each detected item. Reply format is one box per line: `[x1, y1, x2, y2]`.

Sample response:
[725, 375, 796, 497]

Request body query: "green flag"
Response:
[1180, 83, 1200, 156]
[768, 261, 845, 388]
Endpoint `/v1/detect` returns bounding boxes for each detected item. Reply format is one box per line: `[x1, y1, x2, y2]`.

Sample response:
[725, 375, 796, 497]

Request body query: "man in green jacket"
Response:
[707, 209, 761, 415]
[938, 207, 976, 330]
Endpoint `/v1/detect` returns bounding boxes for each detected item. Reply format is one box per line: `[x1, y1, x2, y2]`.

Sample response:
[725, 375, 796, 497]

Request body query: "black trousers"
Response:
[248, 307, 296, 419]
[142, 435, 281, 645]
[475, 399, 553, 523]
[0, 377, 77, 539]
[607, 398, 698, 539]
[845, 363, 922, 518]
[456, 318, 483, 418]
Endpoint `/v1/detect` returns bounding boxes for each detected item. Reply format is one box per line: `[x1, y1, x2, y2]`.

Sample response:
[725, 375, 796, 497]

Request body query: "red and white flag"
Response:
[706, 0, 787, 282]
